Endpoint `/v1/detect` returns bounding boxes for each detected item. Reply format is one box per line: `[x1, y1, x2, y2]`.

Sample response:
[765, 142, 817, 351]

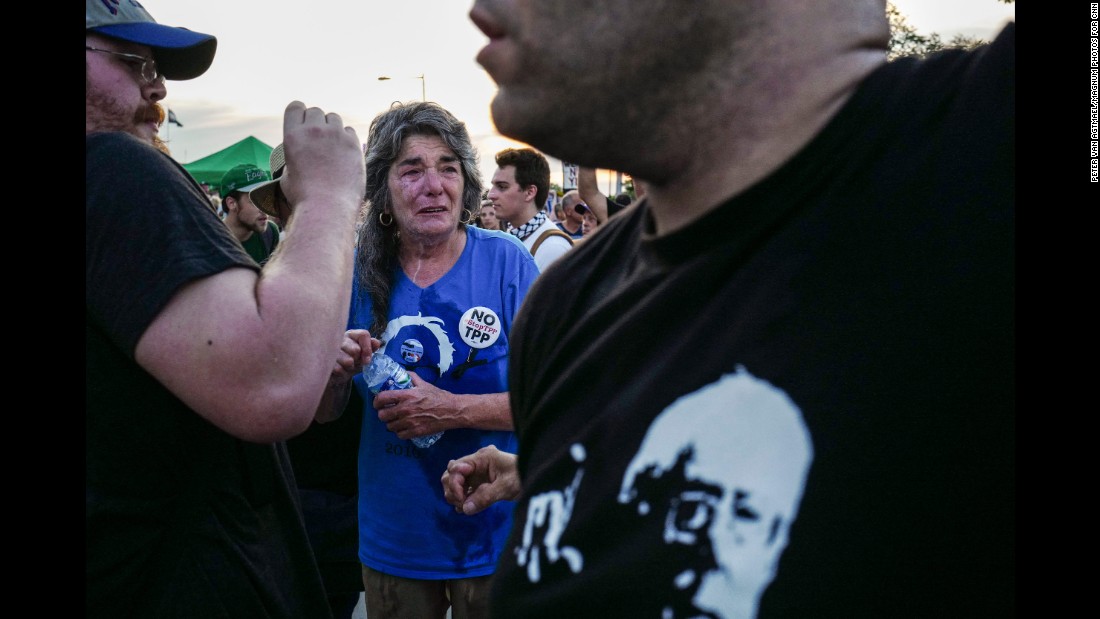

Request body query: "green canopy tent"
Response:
[182, 135, 274, 189]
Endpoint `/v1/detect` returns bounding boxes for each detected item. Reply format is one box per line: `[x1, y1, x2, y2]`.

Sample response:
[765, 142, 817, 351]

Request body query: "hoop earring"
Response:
[379, 211, 394, 227]
[461, 208, 473, 225]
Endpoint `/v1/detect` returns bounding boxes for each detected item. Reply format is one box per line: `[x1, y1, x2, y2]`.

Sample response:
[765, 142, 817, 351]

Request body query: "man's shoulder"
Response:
[87, 131, 187, 186]
[857, 21, 1013, 118]
[539, 218, 570, 237]
[528, 224, 573, 273]
[87, 131, 155, 159]
[554, 221, 580, 236]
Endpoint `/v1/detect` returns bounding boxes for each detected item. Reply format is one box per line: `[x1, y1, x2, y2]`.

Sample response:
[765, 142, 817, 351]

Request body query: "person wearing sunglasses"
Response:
[555, 190, 587, 240]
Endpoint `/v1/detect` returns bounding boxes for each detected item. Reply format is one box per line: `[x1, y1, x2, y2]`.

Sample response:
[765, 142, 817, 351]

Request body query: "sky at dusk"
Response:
[137, 0, 1016, 191]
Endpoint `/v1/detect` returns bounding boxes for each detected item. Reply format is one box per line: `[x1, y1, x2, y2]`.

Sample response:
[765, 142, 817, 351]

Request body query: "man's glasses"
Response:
[85, 46, 159, 84]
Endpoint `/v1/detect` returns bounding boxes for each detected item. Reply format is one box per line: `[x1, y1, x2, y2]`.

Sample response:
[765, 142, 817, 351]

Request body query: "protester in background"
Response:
[577, 202, 599, 240]
[250, 142, 291, 232]
[200, 181, 224, 216]
[555, 189, 586, 239]
[489, 147, 574, 272]
[475, 199, 504, 231]
[220, 163, 281, 265]
[86, 0, 366, 616]
[447, 0, 1015, 616]
[543, 191, 558, 221]
[551, 198, 565, 224]
[577, 165, 646, 225]
[316, 101, 539, 619]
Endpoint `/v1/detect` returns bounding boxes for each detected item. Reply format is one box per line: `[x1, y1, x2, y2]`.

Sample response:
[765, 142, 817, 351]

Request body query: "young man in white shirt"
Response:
[488, 147, 573, 272]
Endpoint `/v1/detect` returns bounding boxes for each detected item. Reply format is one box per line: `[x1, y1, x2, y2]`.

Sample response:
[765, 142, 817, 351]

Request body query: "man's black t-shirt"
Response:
[86, 132, 331, 618]
[496, 24, 1014, 618]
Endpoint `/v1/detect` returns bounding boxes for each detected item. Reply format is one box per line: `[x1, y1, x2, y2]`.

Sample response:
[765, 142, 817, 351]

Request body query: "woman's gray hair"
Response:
[356, 101, 483, 335]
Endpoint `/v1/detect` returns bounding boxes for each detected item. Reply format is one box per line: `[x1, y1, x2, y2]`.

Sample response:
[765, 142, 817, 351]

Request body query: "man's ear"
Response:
[524, 184, 538, 203]
[223, 195, 237, 214]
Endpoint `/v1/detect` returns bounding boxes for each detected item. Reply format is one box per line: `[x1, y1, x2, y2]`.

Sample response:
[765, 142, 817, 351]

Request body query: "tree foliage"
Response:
[622, 177, 635, 200]
[886, 1, 992, 61]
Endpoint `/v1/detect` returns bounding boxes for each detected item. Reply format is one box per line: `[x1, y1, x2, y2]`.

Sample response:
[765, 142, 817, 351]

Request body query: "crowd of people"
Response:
[471, 168, 626, 243]
[87, 0, 1014, 618]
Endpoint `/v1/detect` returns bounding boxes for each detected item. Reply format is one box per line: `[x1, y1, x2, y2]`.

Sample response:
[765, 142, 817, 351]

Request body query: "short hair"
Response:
[222, 190, 245, 211]
[494, 148, 550, 209]
[562, 190, 582, 208]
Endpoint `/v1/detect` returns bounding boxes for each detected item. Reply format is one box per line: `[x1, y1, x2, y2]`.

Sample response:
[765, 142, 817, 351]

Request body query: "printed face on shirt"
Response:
[617, 368, 814, 619]
[387, 134, 465, 243]
[488, 165, 535, 228]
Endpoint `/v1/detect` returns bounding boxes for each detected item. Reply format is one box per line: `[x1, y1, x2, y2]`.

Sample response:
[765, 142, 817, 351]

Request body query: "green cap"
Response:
[219, 164, 271, 198]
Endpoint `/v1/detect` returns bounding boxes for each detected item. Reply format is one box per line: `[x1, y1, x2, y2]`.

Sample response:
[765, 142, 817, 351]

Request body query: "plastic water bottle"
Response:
[362, 353, 443, 449]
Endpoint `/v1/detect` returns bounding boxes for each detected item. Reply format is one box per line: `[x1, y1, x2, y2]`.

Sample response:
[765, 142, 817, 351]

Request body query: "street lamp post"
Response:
[377, 74, 426, 102]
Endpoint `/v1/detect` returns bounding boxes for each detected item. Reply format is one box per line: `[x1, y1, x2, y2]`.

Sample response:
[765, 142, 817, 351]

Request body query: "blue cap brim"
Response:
[90, 23, 217, 81]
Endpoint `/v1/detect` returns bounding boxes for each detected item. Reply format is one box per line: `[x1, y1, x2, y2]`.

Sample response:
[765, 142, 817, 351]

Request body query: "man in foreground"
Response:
[447, 0, 1014, 616]
[86, 1, 365, 616]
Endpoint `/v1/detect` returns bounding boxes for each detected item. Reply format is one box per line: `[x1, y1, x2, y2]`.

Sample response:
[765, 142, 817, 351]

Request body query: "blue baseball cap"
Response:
[86, 0, 217, 81]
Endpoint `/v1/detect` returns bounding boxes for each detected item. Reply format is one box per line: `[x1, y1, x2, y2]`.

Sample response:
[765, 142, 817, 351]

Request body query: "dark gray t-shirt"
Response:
[86, 132, 331, 619]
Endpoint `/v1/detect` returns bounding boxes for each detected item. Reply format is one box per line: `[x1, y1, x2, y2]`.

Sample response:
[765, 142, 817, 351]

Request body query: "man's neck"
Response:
[560, 217, 581, 234]
[398, 227, 468, 288]
[228, 220, 254, 243]
[545, 2, 889, 238]
[508, 205, 539, 229]
[644, 48, 886, 237]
